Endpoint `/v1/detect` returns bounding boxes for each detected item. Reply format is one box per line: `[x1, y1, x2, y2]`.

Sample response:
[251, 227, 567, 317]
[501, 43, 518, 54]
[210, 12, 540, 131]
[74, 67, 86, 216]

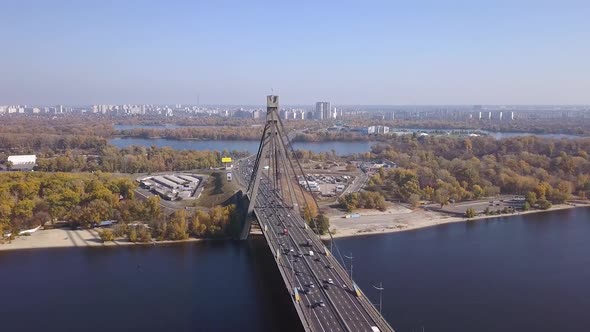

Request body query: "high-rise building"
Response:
[315, 101, 331, 120]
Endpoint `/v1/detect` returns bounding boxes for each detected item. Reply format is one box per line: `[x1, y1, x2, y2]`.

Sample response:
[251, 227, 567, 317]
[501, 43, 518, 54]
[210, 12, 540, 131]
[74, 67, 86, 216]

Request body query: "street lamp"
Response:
[344, 252, 354, 280]
[372, 282, 384, 315]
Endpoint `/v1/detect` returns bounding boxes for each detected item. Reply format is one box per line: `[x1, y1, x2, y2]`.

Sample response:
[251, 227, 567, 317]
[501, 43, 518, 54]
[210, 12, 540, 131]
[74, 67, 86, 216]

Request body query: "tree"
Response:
[5, 160, 13, 171]
[434, 188, 450, 208]
[137, 226, 152, 242]
[99, 229, 114, 242]
[408, 194, 420, 209]
[472, 185, 484, 199]
[144, 196, 162, 221]
[537, 198, 552, 210]
[465, 208, 477, 218]
[128, 227, 138, 242]
[338, 193, 358, 212]
[314, 214, 330, 235]
[525, 191, 537, 206]
[112, 223, 128, 237]
[302, 205, 317, 222]
[166, 210, 189, 240]
[523, 201, 530, 211]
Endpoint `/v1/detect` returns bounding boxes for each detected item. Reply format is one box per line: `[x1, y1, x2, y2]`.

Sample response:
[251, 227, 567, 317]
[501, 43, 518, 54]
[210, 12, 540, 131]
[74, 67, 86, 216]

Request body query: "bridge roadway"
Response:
[250, 173, 394, 332]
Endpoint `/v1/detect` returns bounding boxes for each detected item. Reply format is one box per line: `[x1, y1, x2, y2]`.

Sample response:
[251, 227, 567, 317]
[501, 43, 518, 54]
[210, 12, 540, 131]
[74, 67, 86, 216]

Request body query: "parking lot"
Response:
[427, 196, 526, 216]
[297, 173, 352, 197]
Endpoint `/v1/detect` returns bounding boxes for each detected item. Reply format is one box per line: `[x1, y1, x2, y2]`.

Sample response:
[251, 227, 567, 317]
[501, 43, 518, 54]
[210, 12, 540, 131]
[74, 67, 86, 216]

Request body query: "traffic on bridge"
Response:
[235, 95, 394, 332]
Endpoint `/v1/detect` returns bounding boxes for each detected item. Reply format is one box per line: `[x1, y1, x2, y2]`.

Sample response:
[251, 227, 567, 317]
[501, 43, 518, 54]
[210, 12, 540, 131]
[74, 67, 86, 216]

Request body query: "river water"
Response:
[2, 208, 589, 332]
[109, 137, 374, 155]
[110, 125, 586, 155]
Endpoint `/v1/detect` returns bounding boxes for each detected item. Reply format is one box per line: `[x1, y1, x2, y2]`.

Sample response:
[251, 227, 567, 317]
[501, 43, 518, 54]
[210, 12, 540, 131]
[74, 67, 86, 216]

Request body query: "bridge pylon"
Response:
[239, 95, 314, 240]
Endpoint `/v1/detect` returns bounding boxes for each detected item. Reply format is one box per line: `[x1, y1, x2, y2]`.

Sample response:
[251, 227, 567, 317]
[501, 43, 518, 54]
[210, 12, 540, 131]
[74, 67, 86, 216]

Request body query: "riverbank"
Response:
[0, 227, 202, 251]
[3, 203, 588, 251]
[322, 203, 590, 239]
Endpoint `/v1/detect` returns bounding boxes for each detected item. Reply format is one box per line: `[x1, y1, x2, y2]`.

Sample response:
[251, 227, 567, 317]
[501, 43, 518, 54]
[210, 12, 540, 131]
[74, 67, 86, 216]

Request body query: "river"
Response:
[2, 208, 589, 332]
[110, 125, 586, 155]
[109, 137, 374, 155]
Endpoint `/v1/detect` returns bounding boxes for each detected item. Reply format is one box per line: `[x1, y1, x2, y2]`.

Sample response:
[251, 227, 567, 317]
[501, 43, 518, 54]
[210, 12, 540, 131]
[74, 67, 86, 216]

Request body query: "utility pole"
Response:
[344, 252, 354, 280]
[373, 282, 384, 314]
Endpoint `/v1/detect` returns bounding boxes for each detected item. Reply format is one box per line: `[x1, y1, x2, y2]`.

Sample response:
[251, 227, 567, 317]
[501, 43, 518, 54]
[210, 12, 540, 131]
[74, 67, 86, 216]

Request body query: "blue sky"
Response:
[1, 0, 589, 105]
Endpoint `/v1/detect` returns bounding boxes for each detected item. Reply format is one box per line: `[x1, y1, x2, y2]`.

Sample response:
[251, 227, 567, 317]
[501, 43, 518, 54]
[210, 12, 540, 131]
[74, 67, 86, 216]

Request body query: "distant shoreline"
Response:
[321, 203, 590, 240]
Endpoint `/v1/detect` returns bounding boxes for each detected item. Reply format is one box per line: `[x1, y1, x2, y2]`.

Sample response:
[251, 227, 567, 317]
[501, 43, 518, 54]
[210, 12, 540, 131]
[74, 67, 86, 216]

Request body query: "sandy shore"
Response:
[2, 203, 588, 250]
[0, 228, 201, 251]
[322, 203, 590, 239]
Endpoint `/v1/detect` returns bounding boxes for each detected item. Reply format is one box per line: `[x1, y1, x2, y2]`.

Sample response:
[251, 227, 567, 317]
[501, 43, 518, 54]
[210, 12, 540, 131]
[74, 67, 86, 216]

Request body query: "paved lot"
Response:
[426, 196, 523, 216]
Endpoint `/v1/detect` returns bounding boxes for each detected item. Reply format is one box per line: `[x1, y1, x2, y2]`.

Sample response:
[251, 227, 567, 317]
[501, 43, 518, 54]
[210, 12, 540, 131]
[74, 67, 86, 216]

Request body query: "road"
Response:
[238, 159, 393, 332]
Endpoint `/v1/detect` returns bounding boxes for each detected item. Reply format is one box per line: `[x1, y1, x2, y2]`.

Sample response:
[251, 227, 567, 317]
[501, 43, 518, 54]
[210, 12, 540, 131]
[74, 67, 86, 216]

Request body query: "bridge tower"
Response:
[240, 95, 315, 240]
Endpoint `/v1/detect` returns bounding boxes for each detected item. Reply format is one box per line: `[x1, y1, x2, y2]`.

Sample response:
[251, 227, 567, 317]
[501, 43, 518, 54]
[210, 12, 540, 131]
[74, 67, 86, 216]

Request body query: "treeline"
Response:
[100, 205, 240, 242]
[0, 172, 138, 234]
[115, 117, 263, 127]
[0, 171, 241, 240]
[0, 134, 108, 155]
[340, 117, 590, 136]
[118, 127, 263, 141]
[0, 117, 112, 155]
[35, 146, 232, 173]
[0, 116, 114, 137]
[2, 142, 245, 174]
[364, 135, 590, 206]
[293, 132, 370, 142]
[338, 191, 387, 212]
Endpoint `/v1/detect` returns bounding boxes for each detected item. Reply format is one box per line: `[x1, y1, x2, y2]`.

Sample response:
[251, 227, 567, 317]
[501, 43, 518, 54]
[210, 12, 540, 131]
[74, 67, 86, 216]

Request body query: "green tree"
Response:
[465, 208, 477, 218]
[434, 188, 450, 208]
[537, 198, 552, 210]
[525, 191, 537, 206]
[523, 201, 531, 211]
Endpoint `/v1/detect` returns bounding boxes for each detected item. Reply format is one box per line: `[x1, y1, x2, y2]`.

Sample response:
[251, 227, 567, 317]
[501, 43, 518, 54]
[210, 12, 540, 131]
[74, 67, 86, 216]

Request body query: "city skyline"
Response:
[2, 1, 589, 105]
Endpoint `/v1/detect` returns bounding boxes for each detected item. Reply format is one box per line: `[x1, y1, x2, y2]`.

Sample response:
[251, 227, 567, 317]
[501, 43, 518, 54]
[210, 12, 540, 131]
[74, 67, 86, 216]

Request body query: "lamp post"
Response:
[344, 253, 354, 280]
[372, 282, 384, 314]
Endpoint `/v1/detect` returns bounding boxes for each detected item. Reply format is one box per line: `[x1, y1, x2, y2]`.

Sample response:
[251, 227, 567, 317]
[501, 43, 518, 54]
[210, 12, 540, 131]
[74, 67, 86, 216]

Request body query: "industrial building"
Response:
[6, 155, 37, 171]
[139, 173, 202, 201]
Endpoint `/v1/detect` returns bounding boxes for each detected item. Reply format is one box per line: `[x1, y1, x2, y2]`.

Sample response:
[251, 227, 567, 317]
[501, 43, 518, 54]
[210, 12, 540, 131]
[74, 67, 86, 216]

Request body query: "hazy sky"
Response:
[1, 0, 589, 105]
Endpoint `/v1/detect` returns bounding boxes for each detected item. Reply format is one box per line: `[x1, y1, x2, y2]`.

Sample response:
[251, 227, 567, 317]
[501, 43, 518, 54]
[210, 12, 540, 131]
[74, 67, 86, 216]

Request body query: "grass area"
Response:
[195, 172, 239, 208]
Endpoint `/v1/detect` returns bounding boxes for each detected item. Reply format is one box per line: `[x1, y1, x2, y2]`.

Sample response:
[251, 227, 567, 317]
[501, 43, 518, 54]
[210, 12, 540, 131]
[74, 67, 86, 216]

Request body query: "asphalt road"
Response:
[239, 159, 393, 332]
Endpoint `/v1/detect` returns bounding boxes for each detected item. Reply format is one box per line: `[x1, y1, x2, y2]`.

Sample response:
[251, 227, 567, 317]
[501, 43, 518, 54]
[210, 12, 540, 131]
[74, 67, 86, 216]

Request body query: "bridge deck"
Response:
[252, 176, 394, 332]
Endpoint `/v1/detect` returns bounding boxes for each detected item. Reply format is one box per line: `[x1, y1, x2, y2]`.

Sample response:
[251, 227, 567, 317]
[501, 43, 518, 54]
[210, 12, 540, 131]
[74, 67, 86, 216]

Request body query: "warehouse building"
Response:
[6, 155, 37, 171]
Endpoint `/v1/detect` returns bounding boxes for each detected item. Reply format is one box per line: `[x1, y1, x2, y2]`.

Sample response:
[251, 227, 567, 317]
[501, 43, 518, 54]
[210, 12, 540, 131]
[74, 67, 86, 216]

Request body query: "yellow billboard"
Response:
[221, 157, 232, 163]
